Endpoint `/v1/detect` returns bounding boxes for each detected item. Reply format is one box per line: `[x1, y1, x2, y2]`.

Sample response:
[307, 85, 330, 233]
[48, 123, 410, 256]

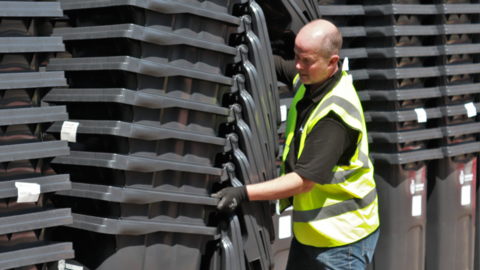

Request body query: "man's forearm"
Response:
[246, 172, 316, 201]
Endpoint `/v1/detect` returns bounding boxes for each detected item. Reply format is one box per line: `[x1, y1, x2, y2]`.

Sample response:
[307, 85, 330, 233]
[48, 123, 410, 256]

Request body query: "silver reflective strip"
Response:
[315, 96, 362, 124]
[332, 169, 356, 184]
[292, 188, 377, 223]
[358, 149, 371, 168]
[331, 150, 371, 184]
[294, 77, 303, 93]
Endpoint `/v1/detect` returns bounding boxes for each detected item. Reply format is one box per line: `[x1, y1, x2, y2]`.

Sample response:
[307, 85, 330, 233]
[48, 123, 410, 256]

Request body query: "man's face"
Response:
[294, 42, 330, 86]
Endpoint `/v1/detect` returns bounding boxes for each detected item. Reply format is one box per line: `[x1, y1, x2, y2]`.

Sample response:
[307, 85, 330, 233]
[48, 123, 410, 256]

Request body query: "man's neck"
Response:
[308, 64, 339, 92]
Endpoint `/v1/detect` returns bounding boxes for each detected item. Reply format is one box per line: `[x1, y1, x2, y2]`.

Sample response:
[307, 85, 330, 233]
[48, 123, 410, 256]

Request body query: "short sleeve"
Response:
[294, 118, 352, 185]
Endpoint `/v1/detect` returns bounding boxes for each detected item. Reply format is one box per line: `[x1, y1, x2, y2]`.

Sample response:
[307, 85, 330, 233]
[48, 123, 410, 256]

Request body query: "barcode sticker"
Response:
[461, 185, 471, 206]
[278, 215, 292, 239]
[412, 195, 422, 217]
[414, 108, 427, 123]
[280, 105, 287, 122]
[15, 182, 40, 203]
[464, 102, 477, 118]
[61, 121, 80, 142]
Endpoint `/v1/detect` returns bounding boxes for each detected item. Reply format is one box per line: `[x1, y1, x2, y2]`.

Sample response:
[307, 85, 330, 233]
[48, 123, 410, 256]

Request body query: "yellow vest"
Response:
[279, 71, 379, 247]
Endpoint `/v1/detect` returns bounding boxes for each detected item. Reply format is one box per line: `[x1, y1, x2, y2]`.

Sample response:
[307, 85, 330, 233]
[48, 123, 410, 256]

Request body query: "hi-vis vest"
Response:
[279, 71, 379, 248]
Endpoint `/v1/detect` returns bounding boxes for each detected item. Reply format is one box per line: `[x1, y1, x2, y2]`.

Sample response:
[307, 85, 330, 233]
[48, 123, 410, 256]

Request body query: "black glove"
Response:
[211, 186, 250, 213]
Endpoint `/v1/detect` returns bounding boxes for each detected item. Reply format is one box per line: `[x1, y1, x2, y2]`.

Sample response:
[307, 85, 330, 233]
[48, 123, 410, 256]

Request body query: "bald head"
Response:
[296, 19, 342, 59]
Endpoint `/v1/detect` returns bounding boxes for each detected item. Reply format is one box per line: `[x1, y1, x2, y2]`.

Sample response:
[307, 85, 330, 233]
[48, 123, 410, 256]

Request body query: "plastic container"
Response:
[58, 0, 242, 26]
[0, 37, 65, 54]
[0, 72, 66, 90]
[43, 94, 233, 137]
[372, 157, 434, 270]
[0, 2, 63, 18]
[49, 225, 214, 270]
[426, 144, 479, 270]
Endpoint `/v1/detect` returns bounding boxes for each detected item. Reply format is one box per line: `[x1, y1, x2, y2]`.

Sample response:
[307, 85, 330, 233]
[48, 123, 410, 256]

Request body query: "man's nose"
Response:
[295, 61, 303, 70]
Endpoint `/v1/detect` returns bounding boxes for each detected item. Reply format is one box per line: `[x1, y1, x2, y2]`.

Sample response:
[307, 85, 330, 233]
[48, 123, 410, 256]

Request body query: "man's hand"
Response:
[211, 186, 249, 213]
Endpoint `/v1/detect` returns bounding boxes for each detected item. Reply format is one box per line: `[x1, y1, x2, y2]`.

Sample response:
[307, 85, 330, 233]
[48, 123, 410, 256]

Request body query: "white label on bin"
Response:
[279, 215, 292, 239]
[66, 263, 83, 270]
[15, 182, 40, 203]
[415, 183, 424, 192]
[58, 260, 65, 270]
[61, 121, 80, 142]
[414, 108, 427, 123]
[465, 102, 477, 118]
[281, 105, 287, 122]
[461, 185, 471, 206]
[412, 195, 422, 217]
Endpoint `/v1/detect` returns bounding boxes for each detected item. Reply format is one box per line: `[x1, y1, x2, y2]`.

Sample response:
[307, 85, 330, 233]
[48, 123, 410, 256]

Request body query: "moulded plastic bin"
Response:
[0, 2, 63, 18]
[51, 195, 217, 229]
[47, 129, 228, 168]
[0, 241, 73, 270]
[363, 4, 480, 15]
[0, 37, 65, 54]
[230, 59, 277, 177]
[48, 220, 221, 270]
[232, 26, 279, 156]
[53, 24, 236, 57]
[426, 143, 479, 270]
[47, 56, 235, 86]
[0, 72, 66, 90]
[319, 5, 365, 16]
[205, 214, 245, 270]
[226, 153, 274, 270]
[238, 16, 279, 134]
[226, 103, 272, 182]
[0, 106, 67, 126]
[59, 39, 240, 79]
[0, 141, 69, 164]
[371, 151, 441, 270]
[58, 0, 243, 26]
[43, 95, 233, 138]
[236, 4, 281, 127]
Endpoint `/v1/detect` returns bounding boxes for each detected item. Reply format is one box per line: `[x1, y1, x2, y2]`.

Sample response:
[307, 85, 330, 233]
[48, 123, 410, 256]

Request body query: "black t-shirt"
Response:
[274, 55, 359, 185]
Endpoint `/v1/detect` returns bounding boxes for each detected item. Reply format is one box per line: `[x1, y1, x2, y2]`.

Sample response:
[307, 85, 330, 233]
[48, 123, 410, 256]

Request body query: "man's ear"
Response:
[329, 55, 340, 68]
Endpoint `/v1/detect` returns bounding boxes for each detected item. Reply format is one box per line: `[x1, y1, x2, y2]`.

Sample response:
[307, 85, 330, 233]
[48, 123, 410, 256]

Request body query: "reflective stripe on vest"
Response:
[279, 72, 379, 248]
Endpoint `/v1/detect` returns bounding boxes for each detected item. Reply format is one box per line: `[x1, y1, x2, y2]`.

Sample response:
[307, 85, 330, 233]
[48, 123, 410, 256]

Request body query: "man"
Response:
[212, 19, 380, 270]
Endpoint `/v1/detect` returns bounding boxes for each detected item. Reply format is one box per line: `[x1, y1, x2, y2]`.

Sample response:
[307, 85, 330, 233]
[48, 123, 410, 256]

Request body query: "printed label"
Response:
[464, 102, 477, 118]
[414, 108, 427, 123]
[415, 183, 424, 192]
[58, 260, 65, 270]
[412, 195, 422, 217]
[278, 215, 292, 239]
[280, 105, 287, 122]
[461, 185, 471, 206]
[66, 263, 83, 270]
[15, 182, 40, 203]
[60, 121, 80, 142]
